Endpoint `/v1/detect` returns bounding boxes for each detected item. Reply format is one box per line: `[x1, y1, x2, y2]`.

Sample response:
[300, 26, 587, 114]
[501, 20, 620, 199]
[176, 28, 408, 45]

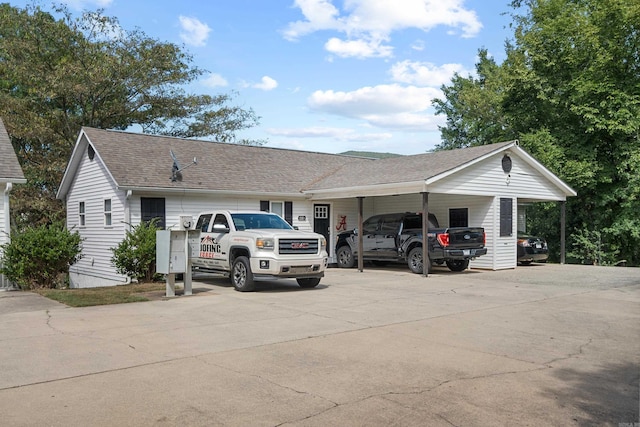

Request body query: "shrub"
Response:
[0, 222, 82, 289]
[111, 220, 159, 282]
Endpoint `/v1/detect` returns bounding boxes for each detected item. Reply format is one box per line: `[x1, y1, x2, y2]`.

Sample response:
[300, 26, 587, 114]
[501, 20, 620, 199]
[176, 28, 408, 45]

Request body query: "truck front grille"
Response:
[278, 239, 319, 254]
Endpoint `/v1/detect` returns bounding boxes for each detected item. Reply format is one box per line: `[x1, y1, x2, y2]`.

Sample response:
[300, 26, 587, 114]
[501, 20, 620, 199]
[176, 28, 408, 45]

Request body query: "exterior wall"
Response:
[430, 151, 567, 201]
[65, 149, 128, 288]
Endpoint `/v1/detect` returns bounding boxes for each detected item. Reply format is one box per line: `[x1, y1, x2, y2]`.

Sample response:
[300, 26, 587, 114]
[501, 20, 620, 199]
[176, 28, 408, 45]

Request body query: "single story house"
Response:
[57, 127, 576, 288]
[0, 118, 27, 289]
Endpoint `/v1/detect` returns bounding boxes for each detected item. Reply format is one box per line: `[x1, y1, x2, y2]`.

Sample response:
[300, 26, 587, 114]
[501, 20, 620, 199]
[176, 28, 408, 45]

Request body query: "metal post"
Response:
[560, 201, 566, 265]
[184, 230, 192, 295]
[422, 192, 429, 277]
[357, 197, 364, 272]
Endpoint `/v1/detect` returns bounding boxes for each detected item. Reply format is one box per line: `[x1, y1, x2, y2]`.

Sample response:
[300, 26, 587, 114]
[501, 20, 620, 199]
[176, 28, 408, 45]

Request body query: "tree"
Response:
[433, 0, 640, 265]
[432, 49, 515, 150]
[0, 3, 263, 228]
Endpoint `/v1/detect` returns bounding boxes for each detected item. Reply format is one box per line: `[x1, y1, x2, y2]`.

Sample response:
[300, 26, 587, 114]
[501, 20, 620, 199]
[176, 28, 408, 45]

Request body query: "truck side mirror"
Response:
[353, 228, 358, 235]
[212, 223, 230, 233]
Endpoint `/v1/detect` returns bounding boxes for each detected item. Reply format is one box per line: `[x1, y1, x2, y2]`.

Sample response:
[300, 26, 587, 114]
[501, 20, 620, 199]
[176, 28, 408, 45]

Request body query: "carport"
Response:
[303, 141, 576, 275]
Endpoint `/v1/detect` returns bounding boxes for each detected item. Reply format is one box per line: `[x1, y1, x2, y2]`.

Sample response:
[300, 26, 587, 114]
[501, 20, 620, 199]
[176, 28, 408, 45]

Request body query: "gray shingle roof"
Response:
[306, 141, 516, 190]
[82, 127, 364, 194]
[77, 127, 515, 195]
[0, 118, 26, 181]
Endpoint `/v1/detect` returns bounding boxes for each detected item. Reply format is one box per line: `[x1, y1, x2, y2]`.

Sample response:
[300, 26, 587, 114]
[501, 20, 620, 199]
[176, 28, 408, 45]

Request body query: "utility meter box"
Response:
[156, 230, 187, 274]
[179, 215, 193, 230]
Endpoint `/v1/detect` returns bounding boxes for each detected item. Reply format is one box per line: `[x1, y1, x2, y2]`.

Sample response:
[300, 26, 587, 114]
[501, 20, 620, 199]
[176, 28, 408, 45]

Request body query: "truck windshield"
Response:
[230, 213, 293, 230]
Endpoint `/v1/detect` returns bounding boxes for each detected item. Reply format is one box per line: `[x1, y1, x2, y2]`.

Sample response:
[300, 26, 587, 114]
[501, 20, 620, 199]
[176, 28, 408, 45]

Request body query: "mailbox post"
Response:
[156, 216, 199, 297]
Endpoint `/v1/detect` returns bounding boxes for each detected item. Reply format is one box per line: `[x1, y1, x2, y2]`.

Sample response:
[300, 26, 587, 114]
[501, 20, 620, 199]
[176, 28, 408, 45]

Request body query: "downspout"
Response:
[125, 190, 132, 232]
[3, 183, 12, 243]
[124, 190, 133, 284]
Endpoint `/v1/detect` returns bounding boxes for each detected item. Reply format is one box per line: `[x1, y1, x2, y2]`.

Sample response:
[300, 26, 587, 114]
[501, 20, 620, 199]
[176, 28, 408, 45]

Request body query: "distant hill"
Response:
[339, 150, 403, 159]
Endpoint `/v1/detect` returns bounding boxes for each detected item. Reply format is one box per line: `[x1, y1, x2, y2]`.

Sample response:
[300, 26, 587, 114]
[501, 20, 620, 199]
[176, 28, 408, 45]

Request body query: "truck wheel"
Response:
[407, 247, 424, 274]
[446, 259, 469, 272]
[297, 277, 321, 288]
[231, 256, 255, 292]
[337, 246, 355, 268]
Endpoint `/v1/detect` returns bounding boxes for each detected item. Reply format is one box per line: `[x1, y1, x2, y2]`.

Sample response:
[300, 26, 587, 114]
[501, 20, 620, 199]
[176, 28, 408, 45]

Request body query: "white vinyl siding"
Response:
[430, 153, 567, 201]
[65, 144, 127, 287]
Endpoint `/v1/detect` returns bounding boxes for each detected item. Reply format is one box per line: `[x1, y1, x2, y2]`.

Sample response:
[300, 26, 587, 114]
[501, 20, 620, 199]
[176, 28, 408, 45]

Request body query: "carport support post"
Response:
[357, 196, 364, 272]
[560, 201, 566, 264]
[422, 192, 429, 278]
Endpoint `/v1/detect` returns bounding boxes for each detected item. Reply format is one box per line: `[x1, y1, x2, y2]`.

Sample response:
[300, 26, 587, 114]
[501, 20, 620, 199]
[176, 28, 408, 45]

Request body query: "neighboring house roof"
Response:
[0, 118, 26, 183]
[57, 127, 576, 201]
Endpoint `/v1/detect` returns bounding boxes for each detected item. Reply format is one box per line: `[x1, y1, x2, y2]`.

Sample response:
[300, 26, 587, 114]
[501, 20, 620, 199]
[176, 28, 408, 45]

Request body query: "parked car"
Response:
[517, 235, 548, 265]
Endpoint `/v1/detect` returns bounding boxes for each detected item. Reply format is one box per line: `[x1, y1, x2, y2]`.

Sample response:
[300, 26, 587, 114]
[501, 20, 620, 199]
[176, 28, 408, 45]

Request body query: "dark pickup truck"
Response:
[335, 212, 487, 273]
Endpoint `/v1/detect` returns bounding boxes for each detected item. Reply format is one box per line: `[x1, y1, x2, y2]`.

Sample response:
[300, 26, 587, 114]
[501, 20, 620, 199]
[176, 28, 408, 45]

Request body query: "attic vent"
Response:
[502, 154, 512, 173]
[88, 145, 95, 161]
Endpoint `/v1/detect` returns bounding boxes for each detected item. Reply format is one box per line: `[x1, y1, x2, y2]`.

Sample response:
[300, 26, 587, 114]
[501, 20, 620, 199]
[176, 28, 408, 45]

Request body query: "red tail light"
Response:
[483, 232, 486, 246]
[437, 233, 450, 247]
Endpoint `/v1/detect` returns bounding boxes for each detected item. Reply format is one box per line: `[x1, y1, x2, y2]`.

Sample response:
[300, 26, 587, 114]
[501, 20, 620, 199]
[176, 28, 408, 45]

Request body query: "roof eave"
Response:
[117, 185, 310, 199]
[304, 180, 427, 200]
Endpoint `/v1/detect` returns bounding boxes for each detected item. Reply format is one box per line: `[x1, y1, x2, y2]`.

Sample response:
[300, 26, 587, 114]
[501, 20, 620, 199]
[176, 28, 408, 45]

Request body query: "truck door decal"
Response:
[200, 235, 223, 259]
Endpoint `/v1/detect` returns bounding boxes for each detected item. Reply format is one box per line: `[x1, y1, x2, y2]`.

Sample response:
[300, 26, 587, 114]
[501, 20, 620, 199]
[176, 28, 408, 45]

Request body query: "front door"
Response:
[313, 204, 330, 252]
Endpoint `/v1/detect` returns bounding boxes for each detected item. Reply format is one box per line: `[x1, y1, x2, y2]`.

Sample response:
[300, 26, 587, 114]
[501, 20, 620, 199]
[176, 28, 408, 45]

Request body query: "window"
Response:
[260, 200, 293, 225]
[500, 198, 513, 237]
[314, 205, 328, 219]
[79, 201, 86, 227]
[141, 197, 166, 229]
[196, 214, 212, 232]
[449, 208, 468, 227]
[104, 199, 112, 226]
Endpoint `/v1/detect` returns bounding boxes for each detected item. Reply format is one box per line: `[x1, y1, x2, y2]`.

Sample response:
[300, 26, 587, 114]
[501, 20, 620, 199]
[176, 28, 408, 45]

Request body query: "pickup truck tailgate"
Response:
[448, 228, 485, 248]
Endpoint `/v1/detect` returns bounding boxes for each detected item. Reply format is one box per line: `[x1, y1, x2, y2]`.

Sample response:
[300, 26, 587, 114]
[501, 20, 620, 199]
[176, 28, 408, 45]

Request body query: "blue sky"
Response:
[15, 0, 516, 154]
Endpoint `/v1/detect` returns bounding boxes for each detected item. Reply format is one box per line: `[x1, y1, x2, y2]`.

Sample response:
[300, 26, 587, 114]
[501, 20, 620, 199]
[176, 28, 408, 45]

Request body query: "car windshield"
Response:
[230, 213, 293, 230]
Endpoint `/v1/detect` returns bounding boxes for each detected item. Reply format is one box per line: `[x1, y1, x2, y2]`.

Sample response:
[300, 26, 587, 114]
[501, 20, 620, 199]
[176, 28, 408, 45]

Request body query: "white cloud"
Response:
[178, 16, 211, 47]
[267, 126, 392, 142]
[325, 37, 393, 58]
[253, 76, 278, 91]
[284, 0, 482, 58]
[390, 60, 471, 86]
[202, 73, 228, 88]
[61, 0, 113, 9]
[308, 84, 443, 131]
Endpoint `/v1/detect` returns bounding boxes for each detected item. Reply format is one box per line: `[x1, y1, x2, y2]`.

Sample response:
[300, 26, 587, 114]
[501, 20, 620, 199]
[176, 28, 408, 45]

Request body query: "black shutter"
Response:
[260, 200, 269, 212]
[500, 198, 513, 237]
[284, 201, 293, 225]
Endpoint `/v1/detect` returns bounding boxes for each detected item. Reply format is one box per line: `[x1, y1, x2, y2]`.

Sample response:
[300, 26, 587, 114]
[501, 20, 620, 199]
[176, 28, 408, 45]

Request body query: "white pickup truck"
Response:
[190, 211, 328, 291]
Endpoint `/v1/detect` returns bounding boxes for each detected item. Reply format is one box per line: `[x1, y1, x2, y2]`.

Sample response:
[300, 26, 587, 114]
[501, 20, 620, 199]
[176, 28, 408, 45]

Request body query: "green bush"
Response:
[0, 223, 82, 289]
[111, 220, 159, 282]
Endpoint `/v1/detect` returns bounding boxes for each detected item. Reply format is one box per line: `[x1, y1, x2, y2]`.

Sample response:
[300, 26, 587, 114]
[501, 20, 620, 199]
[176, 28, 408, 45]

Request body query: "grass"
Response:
[34, 282, 173, 307]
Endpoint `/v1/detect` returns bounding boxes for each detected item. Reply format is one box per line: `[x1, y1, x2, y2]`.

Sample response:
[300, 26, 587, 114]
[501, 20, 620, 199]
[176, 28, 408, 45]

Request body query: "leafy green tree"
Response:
[0, 222, 82, 289]
[432, 49, 515, 150]
[111, 220, 160, 282]
[433, 0, 640, 265]
[0, 3, 263, 228]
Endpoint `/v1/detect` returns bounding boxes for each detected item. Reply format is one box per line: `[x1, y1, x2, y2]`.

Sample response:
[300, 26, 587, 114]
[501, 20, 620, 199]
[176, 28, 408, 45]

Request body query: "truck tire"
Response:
[231, 256, 255, 292]
[408, 247, 426, 274]
[297, 277, 321, 288]
[337, 246, 355, 268]
[446, 259, 469, 272]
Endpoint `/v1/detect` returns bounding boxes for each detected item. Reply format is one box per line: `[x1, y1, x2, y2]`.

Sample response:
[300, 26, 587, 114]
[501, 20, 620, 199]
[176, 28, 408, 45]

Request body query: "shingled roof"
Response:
[75, 127, 368, 195]
[305, 141, 516, 191]
[58, 127, 529, 199]
[0, 118, 26, 183]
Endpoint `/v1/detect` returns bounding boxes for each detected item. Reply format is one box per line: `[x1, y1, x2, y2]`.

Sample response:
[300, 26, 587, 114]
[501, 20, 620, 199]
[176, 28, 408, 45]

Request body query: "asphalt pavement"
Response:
[0, 263, 639, 426]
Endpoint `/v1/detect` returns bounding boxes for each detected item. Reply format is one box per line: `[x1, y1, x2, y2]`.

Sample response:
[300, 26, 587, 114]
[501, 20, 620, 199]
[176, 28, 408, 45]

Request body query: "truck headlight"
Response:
[256, 238, 275, 250]
[320, 237, 327, 251]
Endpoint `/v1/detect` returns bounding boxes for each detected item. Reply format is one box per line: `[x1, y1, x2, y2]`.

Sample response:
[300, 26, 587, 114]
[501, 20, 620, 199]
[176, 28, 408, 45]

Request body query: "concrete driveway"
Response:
[1, 264, 638, 426]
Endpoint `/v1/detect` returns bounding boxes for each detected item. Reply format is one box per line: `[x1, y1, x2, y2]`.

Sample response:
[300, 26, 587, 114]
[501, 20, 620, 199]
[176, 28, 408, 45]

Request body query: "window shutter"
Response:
[284, 201, 293, 225]
[260, 200, 269, 212]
